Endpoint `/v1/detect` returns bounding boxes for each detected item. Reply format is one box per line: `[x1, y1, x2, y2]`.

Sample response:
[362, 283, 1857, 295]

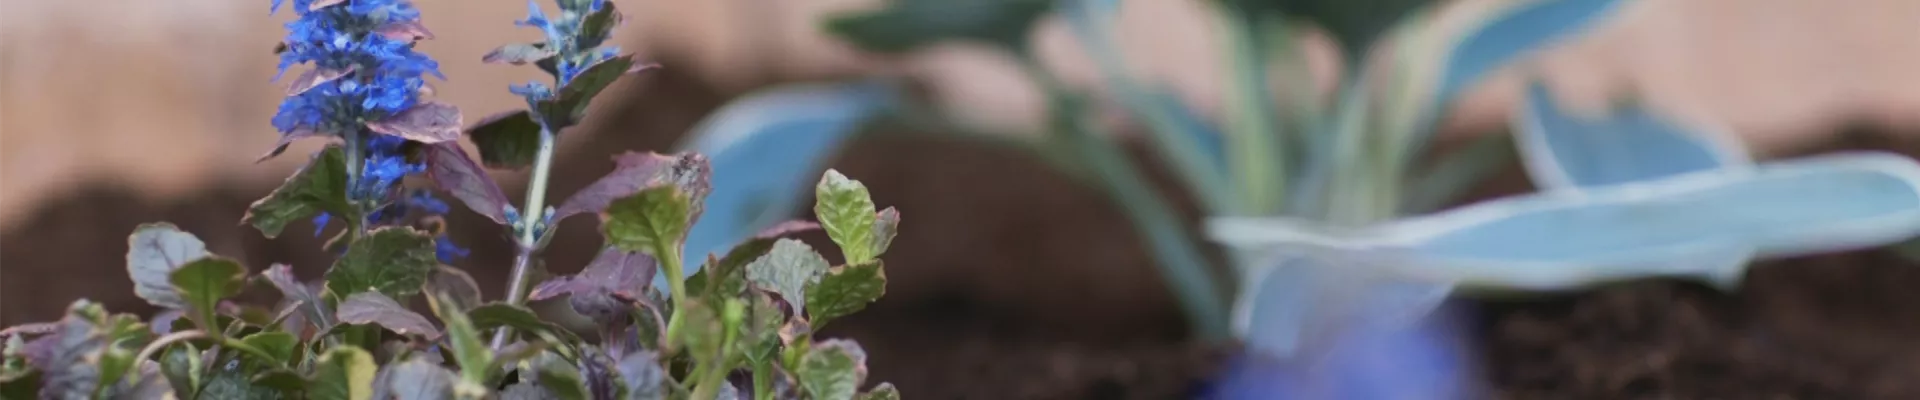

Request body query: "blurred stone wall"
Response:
[3, 0, 1918, 229]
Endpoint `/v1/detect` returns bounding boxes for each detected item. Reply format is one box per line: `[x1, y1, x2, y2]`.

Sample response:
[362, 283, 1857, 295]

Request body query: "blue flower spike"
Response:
[266, 0, 463, 162]
[265, 0, 468, 262]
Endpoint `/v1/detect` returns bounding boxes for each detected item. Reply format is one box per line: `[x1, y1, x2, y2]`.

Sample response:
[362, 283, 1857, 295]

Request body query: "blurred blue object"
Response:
[1515, 81, 1749, 190]
[1208, 303, 1478, 400]
[666, 81, 897, 289]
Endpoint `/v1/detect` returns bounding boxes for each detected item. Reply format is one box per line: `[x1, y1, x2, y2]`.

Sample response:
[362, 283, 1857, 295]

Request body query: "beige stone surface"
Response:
[3, 0, 1918, 228]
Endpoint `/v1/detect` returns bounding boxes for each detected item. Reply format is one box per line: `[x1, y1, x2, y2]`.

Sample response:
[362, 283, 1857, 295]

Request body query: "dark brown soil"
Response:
[11, 63, 1920, 399]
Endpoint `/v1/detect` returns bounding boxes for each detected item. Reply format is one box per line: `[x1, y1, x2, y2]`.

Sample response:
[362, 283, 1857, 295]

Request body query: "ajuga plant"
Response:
[0, 0, 903, 399]
[666, 0, 1920, 373]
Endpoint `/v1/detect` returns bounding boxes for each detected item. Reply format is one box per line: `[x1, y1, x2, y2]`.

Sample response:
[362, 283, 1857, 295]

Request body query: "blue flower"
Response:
[272, 0, 442, 135]
[351, 134, 424, 202]
[435, 235, 470, 263]
[312, 212, 332, 237]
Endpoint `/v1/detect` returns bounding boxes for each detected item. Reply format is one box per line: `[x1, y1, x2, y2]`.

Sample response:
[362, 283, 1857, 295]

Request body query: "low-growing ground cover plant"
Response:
[0, 1, 903, 399]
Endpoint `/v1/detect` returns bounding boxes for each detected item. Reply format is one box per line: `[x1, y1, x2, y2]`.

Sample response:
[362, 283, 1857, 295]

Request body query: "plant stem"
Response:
[1059, 3, 1235, 214]
[491, 126, 559, 350]
[1219, 10, 1286, 216]
[752, 362, 774, 400]
[1014, 54, 1231, 340]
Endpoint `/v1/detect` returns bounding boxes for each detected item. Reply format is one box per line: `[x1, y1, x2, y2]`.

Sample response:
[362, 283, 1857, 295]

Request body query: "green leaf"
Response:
[337, 292, 441, 339]
[815, 169, 880, 264]
[686, 222, 817, 298]
[245, 146, 351, 238]
[309, 347, 377, 400]
[483, 43, 557, 65]
[170, 257, 248, 331]
[858, 382, 900, 400]
[540, 54, 638, 129]
[126, 222, 210, 309]
[238, 331, 298, 366]
[602, 186, 692, 258]
[535, 357, 589, 400]
[382, 357, 458, 400]
[159, 345, 200, 398]
[426, 292, 492, 388]
[674, 300, 726, 361]
[367, 102, 464, 144]
[737, 293, 787, 365]
[466, 304, 583, 351]
[250, 368, 305, 395]
[0, 370, 38, 399]
[200, 366, 284, 400]
[465, 110, 543, 169]
[326, 227, 437, 298]
[804, 261, 886, 328]
[797, 340, 868, 400]
[577, 2, 623, 49]
[745, 239, 829, 313]
[822, 0, 1054, 54]
[871, 207, 901, 257]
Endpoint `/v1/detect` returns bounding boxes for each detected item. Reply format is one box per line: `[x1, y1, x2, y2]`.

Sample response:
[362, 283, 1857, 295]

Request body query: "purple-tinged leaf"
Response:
[26, 301, 108, 400]
[577, 348, 621, 400]
[616, 350, 666, 400]
[529, 247, 656, 302]
[872, 207, 900, 257]
[0, 323, 56, 339]
[147, 310, 183, 336]
[553, 152, 675, 222]
[531, 247, 656, 325]
[246, 146, 351, 238]
[482, 43, 556, 65]
[424, 142, 512, 224]
[263, 264, 329, 331]
[426, 265, 483, 312]
[309, 0, 346, 11]
[337, 292, 441, 339]
[367, 102, 464, 144]
[628, 63, 663, 75]
[381, 357, 456, 400]
[465, 110, 542, 169]
[286, 65, 354, 96]
[374, 21, 436, 41]
[126, 222, 209, 310]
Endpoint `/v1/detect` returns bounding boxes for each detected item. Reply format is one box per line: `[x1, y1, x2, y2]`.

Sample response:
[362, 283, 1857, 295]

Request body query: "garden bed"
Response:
[8, 67, 1920, 398]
